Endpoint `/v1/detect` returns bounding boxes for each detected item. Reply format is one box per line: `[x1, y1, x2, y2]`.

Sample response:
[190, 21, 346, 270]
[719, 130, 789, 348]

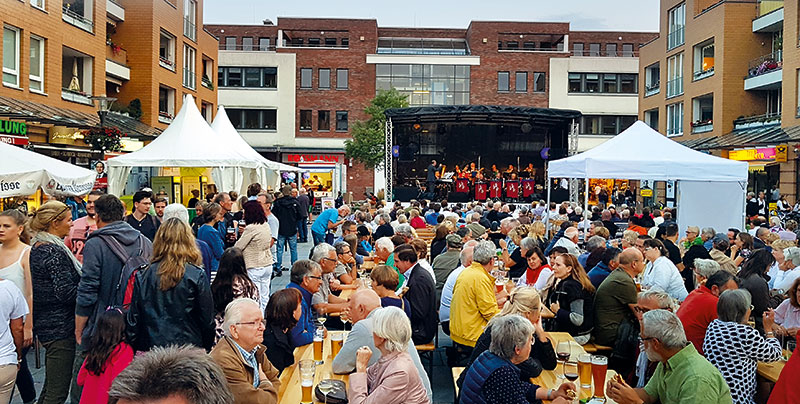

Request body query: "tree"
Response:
[344, 89, 409, 169]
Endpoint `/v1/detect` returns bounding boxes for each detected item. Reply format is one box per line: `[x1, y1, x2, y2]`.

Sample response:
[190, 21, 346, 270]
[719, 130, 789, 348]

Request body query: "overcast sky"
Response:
[203, 0, 659, 32]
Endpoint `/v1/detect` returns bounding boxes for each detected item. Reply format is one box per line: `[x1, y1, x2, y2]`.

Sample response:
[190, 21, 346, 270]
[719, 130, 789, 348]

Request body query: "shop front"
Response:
[282, 152, 346, 198]
[724, 146, 785, 195]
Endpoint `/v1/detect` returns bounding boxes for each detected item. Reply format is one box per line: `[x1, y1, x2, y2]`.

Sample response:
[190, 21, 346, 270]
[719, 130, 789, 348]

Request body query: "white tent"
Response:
[107, 95, 261, 196]
[210, 105, 303, 189]
[0, 141, 96, 198]
[547, 121, 749, 233]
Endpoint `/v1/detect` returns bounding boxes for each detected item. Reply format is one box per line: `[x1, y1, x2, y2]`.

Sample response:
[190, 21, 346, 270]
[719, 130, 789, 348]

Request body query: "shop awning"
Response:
[681, 123, 800, 151]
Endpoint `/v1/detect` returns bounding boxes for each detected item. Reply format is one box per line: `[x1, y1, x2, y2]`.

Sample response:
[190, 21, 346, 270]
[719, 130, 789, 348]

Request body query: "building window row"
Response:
[668, 3, 686, 50]
[183, 0, 197, 41]
[376, 64, 470, 106]
[300, 68, 349, 90]
[300, 110, 348, 131]
[568, 73, 637, 94]
[666, 102, 684, 137]
[666, 53, 684, 98]
[497, 71, 546, 93]
[227, 108, 277, 130]
[182, 44, 196, 90]
[224, 36, 278, 51]
[285, 36, 349, 48]
[218, 67, 277, 88]
[579, 115, 637, 135]
[573, 42, 635, 57]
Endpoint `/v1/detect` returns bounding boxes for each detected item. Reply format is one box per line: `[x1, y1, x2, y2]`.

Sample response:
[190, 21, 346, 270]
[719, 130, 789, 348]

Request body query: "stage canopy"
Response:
[547, 120, 749, 233]
[0, 140, 96, 198]
[385, 105, 582, 124]
[107, 95, 262, 196]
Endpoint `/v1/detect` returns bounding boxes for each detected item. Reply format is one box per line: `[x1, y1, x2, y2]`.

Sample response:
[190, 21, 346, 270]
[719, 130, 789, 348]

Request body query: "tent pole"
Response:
[584, 177, 589, 242]
[545, 173, 552, 237]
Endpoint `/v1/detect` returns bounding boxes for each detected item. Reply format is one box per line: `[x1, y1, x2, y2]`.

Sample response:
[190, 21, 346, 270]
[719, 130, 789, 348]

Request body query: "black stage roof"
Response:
[385, 105, 582, 125]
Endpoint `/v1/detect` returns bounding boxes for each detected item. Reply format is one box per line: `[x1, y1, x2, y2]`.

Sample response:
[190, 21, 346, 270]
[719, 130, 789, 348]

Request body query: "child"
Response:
[77, 309, 134, 404]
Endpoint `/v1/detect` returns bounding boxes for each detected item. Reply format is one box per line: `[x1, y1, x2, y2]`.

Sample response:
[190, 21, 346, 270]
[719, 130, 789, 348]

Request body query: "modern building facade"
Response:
[207, 18, 655, 197]
[639, 0, 800, 202]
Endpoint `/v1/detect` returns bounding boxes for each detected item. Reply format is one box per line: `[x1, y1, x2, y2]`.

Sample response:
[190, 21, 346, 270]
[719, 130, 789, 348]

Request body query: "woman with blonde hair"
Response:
[768, 239, 796, 289]
[529, 221, 548, 252]
[129, 218, 215, 352]
[775, 247, 800, 292]
[409, 209, 426, 229]
[28, 201, 82, 404]
[457, 286, 557, 390]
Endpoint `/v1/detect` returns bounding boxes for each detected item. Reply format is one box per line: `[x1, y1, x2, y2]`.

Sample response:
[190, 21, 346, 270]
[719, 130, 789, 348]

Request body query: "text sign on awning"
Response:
[0, 134, 29, 146]
[729, 147, 776, 161]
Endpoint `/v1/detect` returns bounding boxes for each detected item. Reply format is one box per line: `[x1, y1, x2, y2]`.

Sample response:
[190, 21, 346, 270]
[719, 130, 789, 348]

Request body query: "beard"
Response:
[644, 345, 663, 362]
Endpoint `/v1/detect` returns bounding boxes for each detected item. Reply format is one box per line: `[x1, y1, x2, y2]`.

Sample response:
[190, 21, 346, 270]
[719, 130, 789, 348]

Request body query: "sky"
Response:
[203, 0, 659, 32]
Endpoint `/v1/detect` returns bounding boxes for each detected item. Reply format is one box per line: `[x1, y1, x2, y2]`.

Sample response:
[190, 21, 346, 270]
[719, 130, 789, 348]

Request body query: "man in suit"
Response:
[426, 159, 438, 193]
[393, 244, 438, 345]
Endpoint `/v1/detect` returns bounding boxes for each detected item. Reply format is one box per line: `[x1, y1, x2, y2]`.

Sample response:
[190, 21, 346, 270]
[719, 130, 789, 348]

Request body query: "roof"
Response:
[0, 95, 160, 139]
[680, 123, 800, 151]
[384, 105, 581, 125]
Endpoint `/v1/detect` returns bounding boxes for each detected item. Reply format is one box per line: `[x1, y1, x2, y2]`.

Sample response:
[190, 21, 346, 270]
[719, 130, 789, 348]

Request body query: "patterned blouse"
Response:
[213, 276, 259, 345]
[703, 319, 782, 404]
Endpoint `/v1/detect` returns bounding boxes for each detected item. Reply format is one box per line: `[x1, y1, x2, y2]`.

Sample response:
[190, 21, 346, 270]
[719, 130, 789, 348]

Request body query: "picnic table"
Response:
[277, 331, 350, 403]
[758, 351, 789, 382]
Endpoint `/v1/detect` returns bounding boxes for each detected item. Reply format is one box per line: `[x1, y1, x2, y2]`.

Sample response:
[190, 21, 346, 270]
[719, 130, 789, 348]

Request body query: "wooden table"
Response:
[278, 332, 350, 403]
[541, 306, 555, 319]
[328, 289, 355, 317]
[361, 260, 376, 271]
[532, 332, 618, 403]
[758, 351, 789, 383]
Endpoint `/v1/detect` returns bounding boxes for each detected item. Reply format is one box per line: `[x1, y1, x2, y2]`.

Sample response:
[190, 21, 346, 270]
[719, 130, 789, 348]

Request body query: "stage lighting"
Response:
[412, 123, 423, 133]
[521, 123, 533, 133]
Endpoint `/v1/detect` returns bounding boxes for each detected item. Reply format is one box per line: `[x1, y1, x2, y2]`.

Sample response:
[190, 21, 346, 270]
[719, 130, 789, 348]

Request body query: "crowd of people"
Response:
[1, 185, 800, 403]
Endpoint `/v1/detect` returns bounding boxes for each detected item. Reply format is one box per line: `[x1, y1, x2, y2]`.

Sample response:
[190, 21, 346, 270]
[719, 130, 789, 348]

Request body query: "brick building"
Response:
[206, 18, 655, 198]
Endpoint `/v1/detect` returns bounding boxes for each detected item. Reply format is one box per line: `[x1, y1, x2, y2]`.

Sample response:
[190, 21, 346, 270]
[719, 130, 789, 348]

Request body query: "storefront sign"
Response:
[775, 144, 788, 163]
[0, 134, 28, 146]
[729, 147, 776, 161]
[0, 119, 27, 136]
[285, 154, 342, 163]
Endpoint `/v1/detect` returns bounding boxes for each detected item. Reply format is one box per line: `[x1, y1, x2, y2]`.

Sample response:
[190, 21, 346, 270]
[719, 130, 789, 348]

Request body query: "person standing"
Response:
[76, 309, 133, 404]
[0, 276, 28, 404]
[65, 196, 87, 221]
[296, 188, 311, 243]
[124, 190, 160, 241]
[197, 203, 225, 272]
[393, 245, 438, 345]
[310, 205, 349, 246]
[234, 201, 274, 311]
[213, 192, 237, 248]
[65, 191, 103, 263]
[153, 198, 167, 221]
[272, 186, 303, 274]
[426, 159, 439, 194]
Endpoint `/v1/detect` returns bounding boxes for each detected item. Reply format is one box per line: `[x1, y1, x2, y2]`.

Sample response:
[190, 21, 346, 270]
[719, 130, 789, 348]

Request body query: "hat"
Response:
[446, 234, 463, 248]
[466, 223, 486, 238]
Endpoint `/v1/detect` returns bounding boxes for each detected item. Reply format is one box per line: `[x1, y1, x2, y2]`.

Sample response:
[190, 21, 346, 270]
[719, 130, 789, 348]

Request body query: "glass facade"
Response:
[375, 64, 470, 106]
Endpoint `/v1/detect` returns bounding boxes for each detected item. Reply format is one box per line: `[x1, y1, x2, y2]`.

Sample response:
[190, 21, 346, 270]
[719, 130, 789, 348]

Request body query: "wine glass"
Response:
[318, 374, 334, 404]
[317, 314, 327, 328]
[563, 360, 579, 402]
[556, 341, 572, 364]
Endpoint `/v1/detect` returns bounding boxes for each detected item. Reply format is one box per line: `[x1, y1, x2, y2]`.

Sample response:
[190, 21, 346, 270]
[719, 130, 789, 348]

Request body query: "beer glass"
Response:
[331, 332, 344, 358]
[578, 353, 592, 389]
[313, 326, 324, 364]
[299, 359, 315, 404]
[591, 355, 608, 399]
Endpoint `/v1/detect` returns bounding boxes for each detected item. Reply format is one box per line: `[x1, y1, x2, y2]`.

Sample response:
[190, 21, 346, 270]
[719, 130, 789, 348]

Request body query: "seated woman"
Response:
[642, 238, 688, 302]
[457, 287, 556, 391]
[518, 247, 552, 292]
[348, 307, 429, 404]
[775, 278, 800, 338]
[460, 315, 575, 404]
[356, 225, 374, 257]
[370, 265, 412, 318]
[500, 226, 533, 279]
[409, 209, 427, 229]
[546, 253, 595, 344]
[704, 289, 782, 404]
[263, 288, 303, 375]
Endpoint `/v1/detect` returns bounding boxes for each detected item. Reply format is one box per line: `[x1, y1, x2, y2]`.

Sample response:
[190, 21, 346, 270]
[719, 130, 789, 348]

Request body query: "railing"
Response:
[62, 5, 94, 32]
[667, 26, 685, 50]
[666, 77, 683, 98]
[201, 75, 213, 89]
[61, 88, 92, 105]
[282, 43, 349, 49]
[183, 68, 196, 90]
[184, 17, 196, 41]
[747, 51, 782, 78]
[758, 0, 784, 17]
[219, 44, 277, 51]
[644, 82, 660, 97]
[693, 66, 714, 80]
[734, 112, 781, 128]
[158, 111, 174, 124]
[106, 44, 128, 66]
[572, 49, 638, 57]
[499, 45, 564, 53]
[159, 56, 176, 70]
[691, 120, 713, 134]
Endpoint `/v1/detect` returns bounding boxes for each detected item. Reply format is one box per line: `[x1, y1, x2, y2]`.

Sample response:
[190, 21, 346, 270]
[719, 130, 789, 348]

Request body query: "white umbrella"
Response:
[0, 141, 96, 197]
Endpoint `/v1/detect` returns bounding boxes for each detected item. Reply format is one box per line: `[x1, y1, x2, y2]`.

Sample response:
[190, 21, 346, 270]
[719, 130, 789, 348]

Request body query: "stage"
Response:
[383, 105, 581, 202]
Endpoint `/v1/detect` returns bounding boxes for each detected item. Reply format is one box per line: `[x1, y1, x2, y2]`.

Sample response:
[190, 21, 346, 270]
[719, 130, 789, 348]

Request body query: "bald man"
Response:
[331, 289, 432, 399]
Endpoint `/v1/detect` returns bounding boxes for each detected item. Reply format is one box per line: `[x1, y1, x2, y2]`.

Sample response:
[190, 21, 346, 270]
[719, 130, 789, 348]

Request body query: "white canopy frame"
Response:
[0, 141, 96, 198]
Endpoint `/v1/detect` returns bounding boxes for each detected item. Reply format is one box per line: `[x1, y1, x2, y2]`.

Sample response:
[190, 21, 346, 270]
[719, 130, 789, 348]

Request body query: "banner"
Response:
[506, 181, 519, 198]
[489, 180, 502, 199]
[475, 182, 487, 200]
[522, 179, 535, 198]
[456, 178, 470, 193]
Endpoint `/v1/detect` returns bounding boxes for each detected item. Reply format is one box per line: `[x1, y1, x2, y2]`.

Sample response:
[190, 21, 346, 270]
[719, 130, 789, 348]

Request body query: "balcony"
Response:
[105, 44, 129, 81]
[667, 27, 685, 50]
[61, 88, 92, 105]
[753, 0, 783, 32]
[745, 51, 782, 90]
[691, 119, 713, 134]
[572, 49, 638, 57]
[220, 44, 277, 52]
[159, 57, 176, 71]
[184, 17, 196, 41]
[158, 111, 174, 124]
[734, 113, 781, 129]
[693, 66, 714, 81]
[644, 82, 660, 97]
[106, 0, 124, 22]
[62, 4, 93, 33]
[183, 68, 196, 90]
[666, 77, 683, 98]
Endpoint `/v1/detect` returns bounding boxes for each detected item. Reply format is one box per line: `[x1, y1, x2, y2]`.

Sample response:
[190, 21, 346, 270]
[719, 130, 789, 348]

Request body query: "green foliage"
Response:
[110, 98, 143, 120]
[344, 89, 409, 169]
[83, 127, 123, 152]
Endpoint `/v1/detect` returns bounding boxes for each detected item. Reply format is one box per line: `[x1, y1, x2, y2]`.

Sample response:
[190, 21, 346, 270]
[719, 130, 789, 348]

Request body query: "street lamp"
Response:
[89, 95, 117, 128]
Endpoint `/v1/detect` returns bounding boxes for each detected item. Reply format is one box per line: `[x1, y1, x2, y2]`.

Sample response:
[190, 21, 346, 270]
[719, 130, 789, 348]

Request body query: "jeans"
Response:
[69, 347, 87, 404]
[0, 364, 16, 404]
[16, 346, 35, 403]
[297, 218, 308, 241]
[276, 234, 298, 270]
[312, 232, 326, 246]
[39, 338, 75, 404]
[248, 266, 273, 312]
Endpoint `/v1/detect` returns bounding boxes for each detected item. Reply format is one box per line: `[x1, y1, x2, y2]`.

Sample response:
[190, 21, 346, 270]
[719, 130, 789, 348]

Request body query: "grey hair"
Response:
[395, 224, 414, 238]
[717, 289, 752, 323]
[701, 227, 716, 239]
[500, 217, 519, 228]
[770, 216, 781, 227]
[472, 240, 497, 265]
[290, 259, 321, 284]
[334, 241, 351, 255]
[222, 298, 260, 337]
[311, 243, 336, 263]
[379, 213, 391, 224]
[162, 203, 190, 224]
[489, 314, 534, 360]
[375, 237, 394, 252]
[638, 290, 675, 311]
[756, 227, 769, 238]
[641, 309, 687, 350]
[107, 345, 234, 404]
[784, 247, 800, 267]
[586, 235, 606, 251]
[460, 240, 478, 266]
[371, 306, 412, 352]
[397, 214, 407, 223]
[693, 259, 721, 279]
[338, 204, 351, 214]
[473, 206, 484, 215]
[519, 237, 537, 251]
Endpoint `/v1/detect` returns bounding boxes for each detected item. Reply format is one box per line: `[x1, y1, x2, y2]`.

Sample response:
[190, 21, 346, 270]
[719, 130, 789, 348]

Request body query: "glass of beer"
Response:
[299, 359, 315, 404]
[313, 327, 324, 364]
[578, 353, 592, 389]
[591, 355, 608, 399]
[331, 332, 344, 358]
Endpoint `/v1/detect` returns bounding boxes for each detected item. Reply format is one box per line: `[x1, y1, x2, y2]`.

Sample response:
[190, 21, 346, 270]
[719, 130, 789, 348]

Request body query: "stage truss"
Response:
[385, 117, 393, 202]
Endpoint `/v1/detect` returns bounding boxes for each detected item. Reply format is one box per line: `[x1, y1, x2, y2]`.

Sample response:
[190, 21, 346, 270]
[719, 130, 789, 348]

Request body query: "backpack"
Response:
[96, 233, 151, 309]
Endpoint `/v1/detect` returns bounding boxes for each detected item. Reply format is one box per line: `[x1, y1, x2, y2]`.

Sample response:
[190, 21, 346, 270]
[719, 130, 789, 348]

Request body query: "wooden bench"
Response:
[452, 367, 465, 397]
[582, 343, 613, 353]
[416, 342, 436, 375]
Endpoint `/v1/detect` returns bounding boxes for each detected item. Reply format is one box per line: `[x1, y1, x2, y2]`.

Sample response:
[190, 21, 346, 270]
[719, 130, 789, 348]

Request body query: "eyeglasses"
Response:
[750, 304, 754, 311]
[307, 275, 323, 280]
[323, 257, 338, 262]
[644, 247, 654, 252]
[640, 336, 656, 343]
[236, 319, 267, 327]
[634, 306, 651, 314]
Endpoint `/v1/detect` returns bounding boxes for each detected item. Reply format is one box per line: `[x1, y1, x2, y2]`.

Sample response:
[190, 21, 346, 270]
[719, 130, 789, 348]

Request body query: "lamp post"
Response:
[89, 95, 117, 129]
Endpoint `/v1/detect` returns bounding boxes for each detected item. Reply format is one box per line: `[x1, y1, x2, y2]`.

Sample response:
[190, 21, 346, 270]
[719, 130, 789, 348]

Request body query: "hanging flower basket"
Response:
[83, 127, 123, 152]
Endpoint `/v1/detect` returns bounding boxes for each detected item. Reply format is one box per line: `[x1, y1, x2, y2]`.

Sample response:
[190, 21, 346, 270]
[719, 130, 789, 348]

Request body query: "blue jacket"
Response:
[287, 282, 315, 347]
[460, 351, 535, 404]
[587, 261, 611, 290]
[197, 224, 224, 271]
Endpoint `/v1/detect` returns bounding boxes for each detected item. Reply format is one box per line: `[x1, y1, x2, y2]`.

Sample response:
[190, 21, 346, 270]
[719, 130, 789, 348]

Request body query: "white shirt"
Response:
[0, 280, 28, 365]
[767, 262, 782, 289]
[554, 237, 581, 257]
[642, 256, 688, 301]
[775, 266, 800, 292]
[439, 265, 467, 323]
[266, 213, 279, 241]
[516, 266, 553, 292]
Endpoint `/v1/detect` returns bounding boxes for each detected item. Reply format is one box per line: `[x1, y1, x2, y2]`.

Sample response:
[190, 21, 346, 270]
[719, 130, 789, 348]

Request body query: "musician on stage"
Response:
[523, 163, 535, 178]
[426, 159, 439, 192]
[504, 164, 516, 179]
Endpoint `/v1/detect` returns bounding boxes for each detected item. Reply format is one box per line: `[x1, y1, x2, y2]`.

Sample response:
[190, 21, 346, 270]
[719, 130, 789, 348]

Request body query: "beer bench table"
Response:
[328, 288, 355, 318]
[278, 332, 349, 403]
[758, 354, 788, 383]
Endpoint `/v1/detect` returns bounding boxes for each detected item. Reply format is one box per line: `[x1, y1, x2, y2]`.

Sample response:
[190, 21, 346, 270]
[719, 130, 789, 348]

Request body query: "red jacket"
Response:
[676, 285, 718, 355]
[410, 216, 427, 229]
[767, 333, 800, 404]
[77, 342, 134, 404]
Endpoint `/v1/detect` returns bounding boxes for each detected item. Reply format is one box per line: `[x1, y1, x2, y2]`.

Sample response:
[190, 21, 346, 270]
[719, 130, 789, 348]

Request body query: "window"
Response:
[158, 86, 175, 122]
[62, 0, 93, 32]
[693, 40, 714, 80]
[666, 102, 684, 137]
[159, 30, 176, 70]
[644, 109, 659, 130]
[620, 74, 637, 93]
[226, 109, 277, 130]
[299, 110, 312, 131]
[498, 71, 509, 92]
[225, 36, 236, 50]
[568, 73, 581, 92]
[308, 38, 320, 47]
[336, 111, 348, 131]
[341, 38, 349, 46]
[644, 63, 660, 95]
[666, 53, 684, 97]
[201, 102, 212, 123]
[589, 43, 600, 56]
[692, 94, 713, 133]
[533, 72, 545, 92]
[523, 41, 536, 50]
[259, 37, 271, 51]
[580, 115, 637, 135]
[336, 69, 348, 90]
[573, 43, 584, 56]
[29, 35, 44, 92]
[668, 3, 686, 50]
[242, 37, 253, 51]
[325, 38, 337, 46]
[201, 57, 213, 88]
[506, 41, 519, 49]
[30, 0, 45, 10]
[606, 43, 617, 57]
[244, 68, 260, 87]
[319, 68, 330, 89]
[318, 110, 330, 131]
[300, 68, 312, 89]
[61, 46, 92, 103]
[622, 43, 634, 57]
[376, 64, 470, 105]
[568, 73, 638, 94]
[182, 45, 196, 89]
[515, 72, 527, 93]
[223, 67, 241, 86]
[3, 26, 20, 87]
[602, 74, 618, 93]
[183, 0, 196, 41]
[217, 67, 276, 88]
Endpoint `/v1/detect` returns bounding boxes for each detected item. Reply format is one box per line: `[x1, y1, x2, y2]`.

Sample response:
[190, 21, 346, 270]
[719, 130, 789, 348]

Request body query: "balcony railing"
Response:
[184, 17, 196, 41]
[644, 82, 660, 97]
[201, 75, 213, 89]
[158, 111, 174, 124]
[747, 51, 782, 78]
[159, 56, 176, 71]
[282, 42, 349, 49]
[734, 112, 781, 129]
[666, 77, 683, 98]
[106, 44, 128, 66]
[693, 66, 714, 80]
[61, 88, 92, 105]
[183, 68, 196, 90]
[667, 26, 685, 50]
[572, 49, 638, 57]
[758, 0, 784, 17]
[220, 44, 277, 52]
[691, 119, 713, 134]
[62, 5, 94, 32]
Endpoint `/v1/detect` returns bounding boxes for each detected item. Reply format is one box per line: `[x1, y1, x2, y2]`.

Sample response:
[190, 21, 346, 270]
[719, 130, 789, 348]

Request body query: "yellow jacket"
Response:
[450, 262, 500, 347]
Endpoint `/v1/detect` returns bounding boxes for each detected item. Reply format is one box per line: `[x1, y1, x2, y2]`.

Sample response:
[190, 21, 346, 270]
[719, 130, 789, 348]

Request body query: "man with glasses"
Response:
[631, 290, 674, 389]
[211, 298, 281, 403]
[65, 190, 103, 263]
[310, 244, 349, 318]
[333, 242, 359, 288]
[124, 190, 160, 241]
[677, 268, 738, 355]
[286, 260, 324, 347]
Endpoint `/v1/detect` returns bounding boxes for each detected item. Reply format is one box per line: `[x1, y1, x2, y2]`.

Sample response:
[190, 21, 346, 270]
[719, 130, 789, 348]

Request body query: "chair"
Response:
[452, 367, 465, 397]
[415, 327, 439, 375]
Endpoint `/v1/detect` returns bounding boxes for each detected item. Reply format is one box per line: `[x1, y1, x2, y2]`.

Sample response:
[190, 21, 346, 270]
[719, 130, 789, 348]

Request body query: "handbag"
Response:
[315, 379, 347, 404]
[610, 315, 640, 363]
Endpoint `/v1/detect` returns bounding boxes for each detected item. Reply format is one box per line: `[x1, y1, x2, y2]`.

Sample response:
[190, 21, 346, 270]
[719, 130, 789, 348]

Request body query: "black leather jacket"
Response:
[128, 261, 215, 352]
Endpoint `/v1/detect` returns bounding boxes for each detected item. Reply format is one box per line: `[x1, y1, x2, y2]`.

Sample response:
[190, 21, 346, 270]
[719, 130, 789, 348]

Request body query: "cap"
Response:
[446, 234, 463, 248]
[466, 223, 486, 238]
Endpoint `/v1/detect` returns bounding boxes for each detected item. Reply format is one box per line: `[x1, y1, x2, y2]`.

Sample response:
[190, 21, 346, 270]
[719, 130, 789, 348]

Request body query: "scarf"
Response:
[526, 264, 549, 286]
[32, 231, 82, 275]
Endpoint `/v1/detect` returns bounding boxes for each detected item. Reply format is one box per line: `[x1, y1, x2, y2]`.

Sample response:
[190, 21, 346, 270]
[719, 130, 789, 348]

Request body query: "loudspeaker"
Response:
[394, 186, 421, 202]
[449, 192, 469, 202]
